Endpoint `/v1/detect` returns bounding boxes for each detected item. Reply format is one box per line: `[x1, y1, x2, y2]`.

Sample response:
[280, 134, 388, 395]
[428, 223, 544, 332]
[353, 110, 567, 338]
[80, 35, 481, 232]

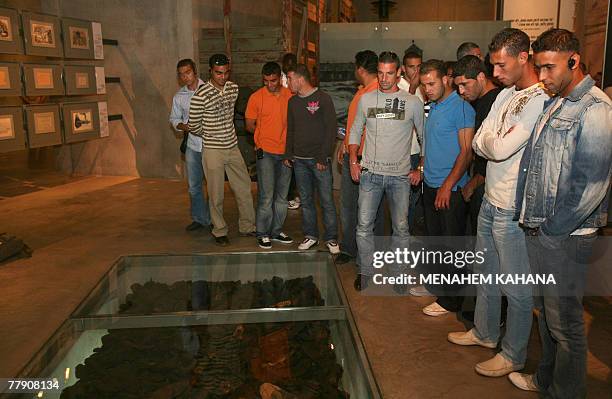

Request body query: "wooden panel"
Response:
[352, 0, 495, 21]
[200, 36, 284, 52]
[200, 27, 284, 52]
[200, 51, 285, 65]
[308, 2, 318, 21]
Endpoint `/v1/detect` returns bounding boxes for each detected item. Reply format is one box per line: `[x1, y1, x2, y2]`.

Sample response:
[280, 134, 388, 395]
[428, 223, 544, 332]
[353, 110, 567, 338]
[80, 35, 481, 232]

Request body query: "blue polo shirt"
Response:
[424, 91, 475, 190]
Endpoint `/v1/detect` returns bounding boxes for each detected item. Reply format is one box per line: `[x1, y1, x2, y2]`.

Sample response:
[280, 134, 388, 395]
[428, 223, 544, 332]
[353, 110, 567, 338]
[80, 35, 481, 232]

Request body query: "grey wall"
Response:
[48, 0, 198, 178]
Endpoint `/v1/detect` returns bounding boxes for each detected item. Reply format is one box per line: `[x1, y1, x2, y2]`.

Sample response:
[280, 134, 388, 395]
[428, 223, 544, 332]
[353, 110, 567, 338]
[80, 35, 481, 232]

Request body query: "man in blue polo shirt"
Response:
[413, 59, 475, 317]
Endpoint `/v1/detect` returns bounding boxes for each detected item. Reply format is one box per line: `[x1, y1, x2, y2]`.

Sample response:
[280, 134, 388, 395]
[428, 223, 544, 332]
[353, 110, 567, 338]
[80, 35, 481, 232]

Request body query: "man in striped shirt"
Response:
[188, 54, 256, 246]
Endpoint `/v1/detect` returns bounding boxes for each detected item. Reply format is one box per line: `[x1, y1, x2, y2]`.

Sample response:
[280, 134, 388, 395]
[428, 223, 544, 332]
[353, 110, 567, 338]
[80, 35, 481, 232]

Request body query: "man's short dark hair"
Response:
[444, 61, 456, 75]
[531, 28, 580, 54]
[282, 53, 297, 65]
[355, 50, 378, 74]
[419, 59, 446, 78]
[403, 51, 422, 64]
[262, 61, 281, 76]
[288, 63, 311, 83]
[378, 51, 400, 70]
[488, 28, 530, 57]
[209, 53, 229, 68]
[453, 55, 487, 79]
[456, 42, 480, 60]
[177, 58, 197, 73]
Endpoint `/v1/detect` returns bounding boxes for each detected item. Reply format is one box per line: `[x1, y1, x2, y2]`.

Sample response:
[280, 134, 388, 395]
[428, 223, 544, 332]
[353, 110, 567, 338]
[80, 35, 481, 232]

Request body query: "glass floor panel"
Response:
[72, 252, 342, 318]
[8, 252, 381, 399]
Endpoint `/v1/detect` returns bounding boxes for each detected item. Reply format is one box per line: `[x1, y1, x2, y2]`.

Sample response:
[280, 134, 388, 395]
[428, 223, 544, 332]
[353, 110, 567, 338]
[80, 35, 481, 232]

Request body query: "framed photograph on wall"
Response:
[62, 102, 100, 143]
[22, 11, 62, 57]
[64, 65, 97, 95]
[24, 105, 62, 148]
[62, 18, 94, 59]
[0, 7, 23, 54]
[0, 107, 26, 153]
[23, 63, 64, 96]
[0, 62, 21, 96]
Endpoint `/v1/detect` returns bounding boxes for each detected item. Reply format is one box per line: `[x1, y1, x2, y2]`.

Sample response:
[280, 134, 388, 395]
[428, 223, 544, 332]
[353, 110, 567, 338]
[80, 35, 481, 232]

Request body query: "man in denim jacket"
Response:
[509, 29, 612, 398]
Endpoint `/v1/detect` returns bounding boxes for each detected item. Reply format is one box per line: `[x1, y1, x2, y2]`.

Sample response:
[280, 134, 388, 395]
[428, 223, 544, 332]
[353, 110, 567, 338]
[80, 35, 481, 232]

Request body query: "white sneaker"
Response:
[298, 238, 318, 250]
[326, 240, 340, 255]
[422, 301, 449, 317]
[508, 372, 540, 392]
[447, 329, 497, 348]
[409, 285, 432, 297]
[288, 197, 301, 210]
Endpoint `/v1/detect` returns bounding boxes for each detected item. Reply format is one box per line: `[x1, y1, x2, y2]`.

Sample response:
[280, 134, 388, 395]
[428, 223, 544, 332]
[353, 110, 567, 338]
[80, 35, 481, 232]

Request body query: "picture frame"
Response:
[62, 18, 94, 59]
[0, 7, 24, 54]
[24, 105, 62, 148]
[0, 107, 26, 153]
[64, 65, 97, 95]
[62, 102, 100, 143]
[23, 63, 65, 96]
[0, 62, 21, 96]
[22, 11, 62, 57]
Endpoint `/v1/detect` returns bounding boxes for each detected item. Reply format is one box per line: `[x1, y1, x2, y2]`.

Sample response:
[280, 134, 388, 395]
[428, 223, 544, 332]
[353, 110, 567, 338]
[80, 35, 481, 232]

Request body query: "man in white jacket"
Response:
[447, 28, 548, 378]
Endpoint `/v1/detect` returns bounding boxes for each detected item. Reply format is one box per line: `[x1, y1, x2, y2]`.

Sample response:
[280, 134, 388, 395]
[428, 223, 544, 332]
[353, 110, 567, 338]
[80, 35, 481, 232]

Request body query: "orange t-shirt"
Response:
[245, 86, 293, 155]
[344, 79, 379, 153]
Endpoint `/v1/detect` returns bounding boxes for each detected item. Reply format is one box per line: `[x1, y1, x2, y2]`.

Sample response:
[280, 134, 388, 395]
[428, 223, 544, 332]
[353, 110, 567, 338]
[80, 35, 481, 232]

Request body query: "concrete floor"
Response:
[0, 176, 610, 398]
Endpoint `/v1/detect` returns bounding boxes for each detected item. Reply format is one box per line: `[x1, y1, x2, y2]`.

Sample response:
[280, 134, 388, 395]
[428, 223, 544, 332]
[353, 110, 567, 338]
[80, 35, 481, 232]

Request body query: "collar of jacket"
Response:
[565, 75, 595, 102]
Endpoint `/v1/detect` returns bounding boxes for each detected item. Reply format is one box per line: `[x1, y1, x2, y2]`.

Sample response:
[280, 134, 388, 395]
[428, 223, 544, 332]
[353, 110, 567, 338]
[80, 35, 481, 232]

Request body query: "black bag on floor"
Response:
[0, 233, 32, 263]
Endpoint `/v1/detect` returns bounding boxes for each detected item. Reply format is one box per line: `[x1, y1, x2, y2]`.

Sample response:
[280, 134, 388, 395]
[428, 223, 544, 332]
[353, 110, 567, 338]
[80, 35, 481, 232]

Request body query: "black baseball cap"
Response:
[209, 53, 230, 68]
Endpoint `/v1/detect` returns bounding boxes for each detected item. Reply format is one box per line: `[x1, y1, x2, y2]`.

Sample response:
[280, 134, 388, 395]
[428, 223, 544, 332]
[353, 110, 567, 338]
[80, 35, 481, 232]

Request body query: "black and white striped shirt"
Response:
[188, 80, 239, 149]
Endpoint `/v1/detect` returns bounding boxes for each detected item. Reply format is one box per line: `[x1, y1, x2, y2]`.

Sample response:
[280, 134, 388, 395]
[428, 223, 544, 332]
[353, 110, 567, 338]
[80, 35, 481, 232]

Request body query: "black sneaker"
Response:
[213, 235, 230, 246]
[185, 221, 204, 231]
[258, 237, 272, 249]
[354, 274, 370, 291]
[271, 232, 293, 244]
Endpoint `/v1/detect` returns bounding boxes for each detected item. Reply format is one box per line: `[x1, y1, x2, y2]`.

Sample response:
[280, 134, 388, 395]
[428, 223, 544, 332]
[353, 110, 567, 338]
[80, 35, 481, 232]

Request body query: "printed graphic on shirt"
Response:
[307, 101, 320, 114]
[366, 97, 406, 120]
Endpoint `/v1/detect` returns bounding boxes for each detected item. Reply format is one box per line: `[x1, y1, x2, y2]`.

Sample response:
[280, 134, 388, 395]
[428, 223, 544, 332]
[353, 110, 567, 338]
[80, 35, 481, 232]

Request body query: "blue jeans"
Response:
[340, 153, 385, 258]
[256, 151, 292, 238]
[527, 232, 595, 399]
[185, 147, 211, 226]
[357, 171, 410, 276]
[473, 198, 533, 366]
[293, 158, 338, 242]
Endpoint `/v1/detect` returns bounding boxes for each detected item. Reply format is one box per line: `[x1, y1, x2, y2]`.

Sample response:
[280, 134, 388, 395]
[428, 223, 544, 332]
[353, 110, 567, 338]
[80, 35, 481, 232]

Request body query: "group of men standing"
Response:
[170, 53, 340, 252]
[170, 26, 611, 399]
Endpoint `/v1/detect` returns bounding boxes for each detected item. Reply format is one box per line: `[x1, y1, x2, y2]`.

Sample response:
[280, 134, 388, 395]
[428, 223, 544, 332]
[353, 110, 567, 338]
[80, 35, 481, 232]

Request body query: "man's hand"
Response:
[408, 74, 420, 94]
[350, 161, 362, 182]
[434, 183, 452, 210]
[461, 179, 476, 202]
[316, 162, 328, 171]
[408, 170, 422, 186]
[177, 123, 189, 132]
[283, 159, 293, 168]
[337, 145, 346, 165]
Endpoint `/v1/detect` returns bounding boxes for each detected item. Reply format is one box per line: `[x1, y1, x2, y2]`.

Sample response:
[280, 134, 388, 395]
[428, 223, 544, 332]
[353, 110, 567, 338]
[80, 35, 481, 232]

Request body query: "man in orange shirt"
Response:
[246, 62, 294, 249]
[335, 50, 385, 265]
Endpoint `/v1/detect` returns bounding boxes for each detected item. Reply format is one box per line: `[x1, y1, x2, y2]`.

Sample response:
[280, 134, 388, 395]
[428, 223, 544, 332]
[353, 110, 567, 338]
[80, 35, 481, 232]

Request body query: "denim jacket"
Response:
[515, 76, 612, 246]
